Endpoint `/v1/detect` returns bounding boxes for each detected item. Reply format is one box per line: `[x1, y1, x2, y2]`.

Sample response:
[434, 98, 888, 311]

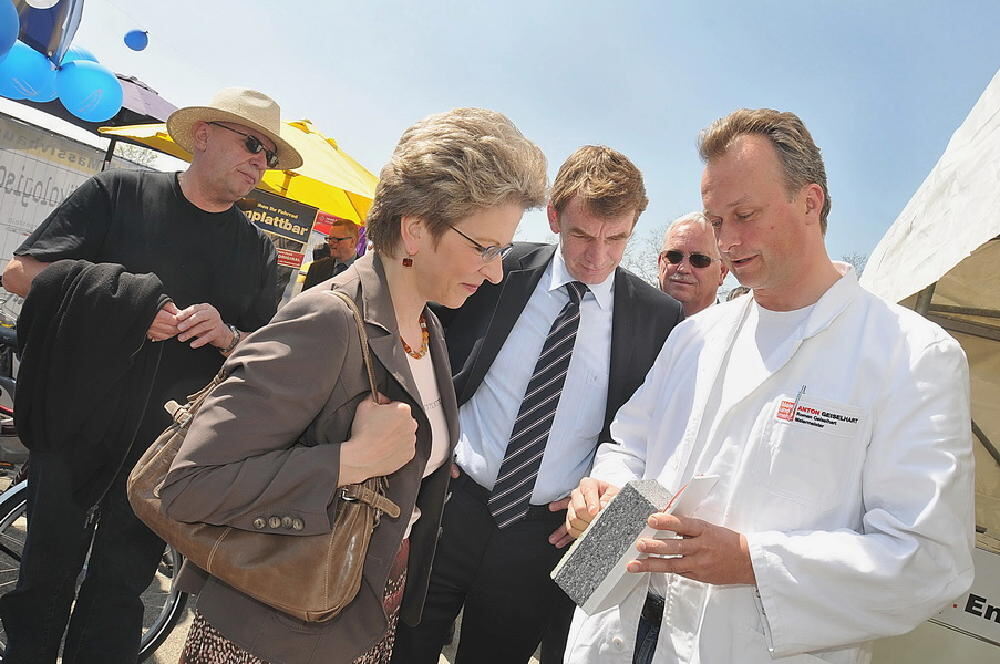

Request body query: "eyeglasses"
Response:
[449, 224, 513, 262]
[209, 122, 280, 169]
[328, 235, 355, 244]
[661, 250, 715, 269]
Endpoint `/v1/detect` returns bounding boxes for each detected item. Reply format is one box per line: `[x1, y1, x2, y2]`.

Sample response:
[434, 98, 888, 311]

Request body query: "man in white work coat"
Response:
[563, 108, 976, 664]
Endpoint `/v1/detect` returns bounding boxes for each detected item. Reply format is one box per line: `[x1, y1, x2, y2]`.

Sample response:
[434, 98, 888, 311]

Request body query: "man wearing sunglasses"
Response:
[302, 218, 361, 291]
[393, 146, 683, 664]
[0, 88, 301, 664]
[657, 212, 728, 317]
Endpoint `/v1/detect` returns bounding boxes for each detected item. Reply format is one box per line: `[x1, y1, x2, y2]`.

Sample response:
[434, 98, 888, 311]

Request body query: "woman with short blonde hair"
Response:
[161, 107, 546, 664]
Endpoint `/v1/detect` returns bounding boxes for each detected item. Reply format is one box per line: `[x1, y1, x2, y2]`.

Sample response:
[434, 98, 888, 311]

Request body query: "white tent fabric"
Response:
[861, 68, 1000, 538]
[862, 67, 1000, 303]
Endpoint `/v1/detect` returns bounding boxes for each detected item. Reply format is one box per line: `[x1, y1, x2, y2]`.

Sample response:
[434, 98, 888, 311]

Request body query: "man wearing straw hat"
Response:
[0, 88, 301, 664]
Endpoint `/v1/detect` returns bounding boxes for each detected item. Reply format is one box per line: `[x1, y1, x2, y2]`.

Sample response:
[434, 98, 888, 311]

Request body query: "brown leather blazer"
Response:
[159, 253, 458, 664]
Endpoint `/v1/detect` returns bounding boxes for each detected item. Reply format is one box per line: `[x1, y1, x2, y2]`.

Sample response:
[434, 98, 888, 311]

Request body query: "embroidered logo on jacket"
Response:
[774, 399, 860, 432]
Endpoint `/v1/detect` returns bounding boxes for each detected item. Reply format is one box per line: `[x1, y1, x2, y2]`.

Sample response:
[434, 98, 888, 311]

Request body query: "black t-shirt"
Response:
[16, 169, 280, 448]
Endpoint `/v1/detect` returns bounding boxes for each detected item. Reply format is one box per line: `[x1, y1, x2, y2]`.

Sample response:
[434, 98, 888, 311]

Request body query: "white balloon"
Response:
[25, 0, 61, 9]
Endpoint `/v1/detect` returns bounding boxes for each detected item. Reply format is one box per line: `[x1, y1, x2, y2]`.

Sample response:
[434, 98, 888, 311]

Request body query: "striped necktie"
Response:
[488, 280, 589, 528]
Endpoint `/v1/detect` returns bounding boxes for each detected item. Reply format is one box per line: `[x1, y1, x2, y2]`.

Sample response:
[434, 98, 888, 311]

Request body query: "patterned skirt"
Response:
[179, 539, 410, 664]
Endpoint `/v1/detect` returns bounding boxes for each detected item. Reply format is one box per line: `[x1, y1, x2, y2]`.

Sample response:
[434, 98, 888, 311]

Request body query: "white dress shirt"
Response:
[455, 249, 614, 505]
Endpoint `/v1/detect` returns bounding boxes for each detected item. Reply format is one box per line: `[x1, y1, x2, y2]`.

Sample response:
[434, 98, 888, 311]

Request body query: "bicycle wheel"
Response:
[0, 480, 28, 608]
[0, 481, 188, 662]
[137, 543, 188, 661]
[0, 480, 29, 661]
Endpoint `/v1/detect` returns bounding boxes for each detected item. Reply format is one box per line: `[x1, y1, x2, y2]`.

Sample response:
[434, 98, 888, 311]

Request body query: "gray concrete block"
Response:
[551, 479, 672, 612]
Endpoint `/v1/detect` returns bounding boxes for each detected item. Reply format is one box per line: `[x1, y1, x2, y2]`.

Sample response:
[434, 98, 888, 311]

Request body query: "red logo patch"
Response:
[776, 400, 796, 422]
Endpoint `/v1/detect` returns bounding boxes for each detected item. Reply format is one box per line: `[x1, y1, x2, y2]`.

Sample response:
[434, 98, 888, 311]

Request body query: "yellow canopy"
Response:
[99, 119, 378, 225]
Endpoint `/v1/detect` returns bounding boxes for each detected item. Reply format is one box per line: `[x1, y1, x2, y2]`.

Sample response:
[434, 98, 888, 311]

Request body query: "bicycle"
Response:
[0, 325, 188, 662]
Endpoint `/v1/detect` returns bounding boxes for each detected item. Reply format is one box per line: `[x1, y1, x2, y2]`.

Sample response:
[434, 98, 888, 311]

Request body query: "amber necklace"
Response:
[401, 314, 430, 359]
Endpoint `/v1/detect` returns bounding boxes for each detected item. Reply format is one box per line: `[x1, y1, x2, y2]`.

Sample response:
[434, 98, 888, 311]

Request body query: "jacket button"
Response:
[291, 518, 304, 531]
[253, 518, 266, 529]
[611, 636, 625, 649]
[281, 516, 293, 529]
[268, 516, 281, 529]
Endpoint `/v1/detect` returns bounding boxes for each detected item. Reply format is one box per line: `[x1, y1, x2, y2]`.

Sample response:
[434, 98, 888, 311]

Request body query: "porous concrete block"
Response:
[551, 479, 673, 614]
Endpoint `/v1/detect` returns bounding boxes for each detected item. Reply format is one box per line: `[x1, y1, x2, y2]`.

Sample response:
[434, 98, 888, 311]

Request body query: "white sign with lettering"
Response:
[932, 545, 1000, 646]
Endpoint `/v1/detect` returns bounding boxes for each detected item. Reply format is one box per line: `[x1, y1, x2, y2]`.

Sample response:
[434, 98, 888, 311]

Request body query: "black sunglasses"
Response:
[449, 224, 513, 262]
[209, 122, 280, 169]
[661, 249, 715, 269]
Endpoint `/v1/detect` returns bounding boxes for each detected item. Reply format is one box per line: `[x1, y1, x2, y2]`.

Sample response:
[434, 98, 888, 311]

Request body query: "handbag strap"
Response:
[326, 288, 401, 520]
[326, 289, 378, 402]
[340, 483, 402, 519]
[164, 368, 230, 426]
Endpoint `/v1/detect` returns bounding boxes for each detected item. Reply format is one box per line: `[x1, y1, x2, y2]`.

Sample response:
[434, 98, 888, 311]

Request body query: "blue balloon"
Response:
[0, 41, 57, 101]
[57, 60, 123, 123]
[60, 45, 99, 65]
[124, 30, 148, 51]
[0, 0, 17, 61]
[28, 70, 57, 102]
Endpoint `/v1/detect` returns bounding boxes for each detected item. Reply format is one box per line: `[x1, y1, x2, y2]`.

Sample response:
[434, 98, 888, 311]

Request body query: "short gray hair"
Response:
[661, 211, 719, 257]
[366, 107, 547, 256]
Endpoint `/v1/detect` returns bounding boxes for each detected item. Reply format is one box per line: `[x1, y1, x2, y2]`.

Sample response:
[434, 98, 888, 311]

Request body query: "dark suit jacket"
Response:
[160, 253, 458, 664]
[302, 256, 350, 291]
[434, 242, 683, 447]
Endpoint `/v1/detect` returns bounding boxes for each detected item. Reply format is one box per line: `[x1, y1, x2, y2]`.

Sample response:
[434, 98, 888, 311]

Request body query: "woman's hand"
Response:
[339, 392, 417, 485]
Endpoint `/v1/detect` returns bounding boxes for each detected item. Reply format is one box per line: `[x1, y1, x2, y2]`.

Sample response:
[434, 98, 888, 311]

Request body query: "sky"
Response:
[64, 0, 1000, 266]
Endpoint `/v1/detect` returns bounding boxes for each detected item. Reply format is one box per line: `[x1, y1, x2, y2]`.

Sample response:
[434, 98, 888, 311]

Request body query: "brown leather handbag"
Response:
[127, 290, 400, 622]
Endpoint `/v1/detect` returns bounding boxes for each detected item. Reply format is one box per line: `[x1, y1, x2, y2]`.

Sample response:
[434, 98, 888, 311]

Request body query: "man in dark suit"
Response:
[392, 146, 683, 664]
[301, 218, 360, 290]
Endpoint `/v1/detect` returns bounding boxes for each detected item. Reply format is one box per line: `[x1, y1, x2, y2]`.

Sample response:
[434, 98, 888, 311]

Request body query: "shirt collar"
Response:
[548, 248, 615, 310]
[734, 262, 860, 342]
[799, 262, 859, 339]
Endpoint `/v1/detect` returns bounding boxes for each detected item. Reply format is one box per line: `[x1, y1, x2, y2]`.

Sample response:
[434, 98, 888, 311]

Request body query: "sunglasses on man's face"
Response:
[661, 250, 715, 269]
[209, 122, 280, 169]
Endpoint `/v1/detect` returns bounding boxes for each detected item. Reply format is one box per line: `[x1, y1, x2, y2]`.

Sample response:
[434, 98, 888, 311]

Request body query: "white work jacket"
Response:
[565, 267, 975, 664]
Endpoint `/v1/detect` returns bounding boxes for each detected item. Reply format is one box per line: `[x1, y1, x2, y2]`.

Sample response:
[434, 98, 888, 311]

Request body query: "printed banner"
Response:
[0, 111, 146, 319]
[245, 189, 317, 243]
[932, 545, 1000, 646]
[276, 247, 306, 269]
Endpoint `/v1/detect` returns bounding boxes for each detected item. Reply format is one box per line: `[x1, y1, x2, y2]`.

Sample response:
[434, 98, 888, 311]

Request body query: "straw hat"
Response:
[167, 87, 303, 170]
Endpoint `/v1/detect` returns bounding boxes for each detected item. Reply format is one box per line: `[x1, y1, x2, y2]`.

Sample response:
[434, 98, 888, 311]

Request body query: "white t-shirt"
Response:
[651, 300, 815, 597]
[696, 300, 816, 507]
[404, 346, 451, 536]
